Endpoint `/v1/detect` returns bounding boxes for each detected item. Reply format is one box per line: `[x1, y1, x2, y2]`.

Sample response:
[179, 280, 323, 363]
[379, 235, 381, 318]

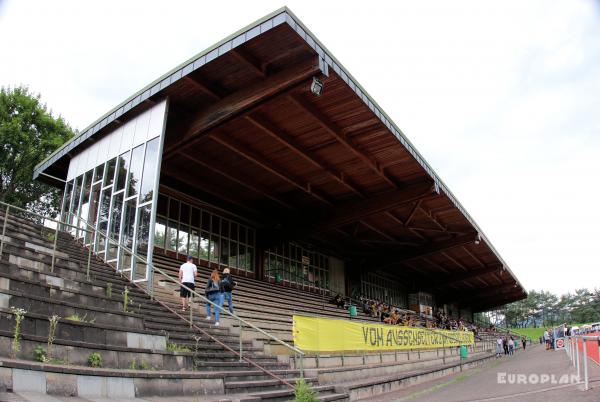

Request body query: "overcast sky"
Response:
[1, 0, 598, 296]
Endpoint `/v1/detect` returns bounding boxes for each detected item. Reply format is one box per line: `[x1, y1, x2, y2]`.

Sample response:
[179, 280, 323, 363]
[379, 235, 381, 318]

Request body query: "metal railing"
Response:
[565, 334, 599, 391]
[0, 202, 305, 388]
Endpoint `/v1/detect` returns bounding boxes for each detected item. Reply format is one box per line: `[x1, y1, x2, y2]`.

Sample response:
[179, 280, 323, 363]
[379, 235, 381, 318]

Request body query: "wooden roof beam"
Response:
[430, 263, 504, 290]
[230, 47, 267, 78]
[288, 92, 399, 189]
[179, 153, 295, 211]
[161, 165, 258, 215]
[183, 76, 223, 100]
[164, 57, 320, 158]
[376, 232, 480, 270]
[317, 181, 436, 230]
[245, 113, 365, 197]
[209, 131, 333, 206]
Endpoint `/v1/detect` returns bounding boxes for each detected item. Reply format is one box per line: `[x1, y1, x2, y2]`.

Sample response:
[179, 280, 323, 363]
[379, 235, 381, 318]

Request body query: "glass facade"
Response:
[264, 242, 329, 291]
[60, 101, 167, 283]
[153, 194, 256, 273]
[361, 272, 407, 307]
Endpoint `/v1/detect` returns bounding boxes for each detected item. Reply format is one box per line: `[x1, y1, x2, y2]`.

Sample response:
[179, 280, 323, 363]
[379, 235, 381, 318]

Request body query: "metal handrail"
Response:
[0, 201, 95, 277]
[0, 202, 303, 387]
[67, 212, 305, 382]
[564, 334, 599, 391]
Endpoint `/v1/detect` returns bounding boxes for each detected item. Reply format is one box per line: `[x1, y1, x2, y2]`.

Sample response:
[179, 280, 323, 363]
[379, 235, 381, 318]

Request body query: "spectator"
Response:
[178, 256, 197, 312]
[220, 267, 236, 314]
[521, 337, 526, 351]
[496, 335, 503, 357]
[205, 269, 222, 326]
[508, 336, 515, 355]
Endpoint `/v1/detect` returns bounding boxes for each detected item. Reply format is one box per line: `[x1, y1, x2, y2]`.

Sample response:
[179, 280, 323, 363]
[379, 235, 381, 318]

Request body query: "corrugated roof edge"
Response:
[33, 6, 525, 296]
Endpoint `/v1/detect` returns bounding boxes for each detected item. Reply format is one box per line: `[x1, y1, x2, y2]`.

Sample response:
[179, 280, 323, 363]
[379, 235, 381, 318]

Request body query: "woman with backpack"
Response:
[205, 269, 222, 326]
[220, 267, 236, 314]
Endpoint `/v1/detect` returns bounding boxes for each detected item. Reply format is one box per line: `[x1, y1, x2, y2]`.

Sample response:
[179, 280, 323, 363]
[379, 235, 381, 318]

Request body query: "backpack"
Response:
[222, 275, 235, 292]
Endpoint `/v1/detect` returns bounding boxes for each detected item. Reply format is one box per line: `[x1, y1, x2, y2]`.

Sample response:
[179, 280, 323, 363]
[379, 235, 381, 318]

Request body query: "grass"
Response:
[508, 324, 586, 341]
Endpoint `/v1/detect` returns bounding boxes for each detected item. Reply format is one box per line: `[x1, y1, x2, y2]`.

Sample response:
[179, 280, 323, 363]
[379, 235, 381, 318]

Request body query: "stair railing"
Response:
[67, 212, 305, 385]
[0, 201, 94, 278]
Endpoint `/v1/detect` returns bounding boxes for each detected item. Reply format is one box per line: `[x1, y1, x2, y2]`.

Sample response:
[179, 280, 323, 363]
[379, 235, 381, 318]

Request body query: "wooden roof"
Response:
[34, 8, 525, 311]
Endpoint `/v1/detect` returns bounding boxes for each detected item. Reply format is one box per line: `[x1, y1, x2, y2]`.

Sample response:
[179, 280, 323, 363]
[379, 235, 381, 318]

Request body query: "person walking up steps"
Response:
[205, 269, 222, 326]
[179, 256, 197, 312]
[220, 268, 237, 314]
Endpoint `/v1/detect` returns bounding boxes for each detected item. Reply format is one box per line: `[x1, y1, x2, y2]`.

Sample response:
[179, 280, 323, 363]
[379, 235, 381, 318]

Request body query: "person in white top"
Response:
[179, 256, 197, 312]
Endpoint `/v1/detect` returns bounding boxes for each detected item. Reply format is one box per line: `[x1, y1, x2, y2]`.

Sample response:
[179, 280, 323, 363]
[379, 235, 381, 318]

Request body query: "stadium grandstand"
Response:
[0, 7, 526, 400]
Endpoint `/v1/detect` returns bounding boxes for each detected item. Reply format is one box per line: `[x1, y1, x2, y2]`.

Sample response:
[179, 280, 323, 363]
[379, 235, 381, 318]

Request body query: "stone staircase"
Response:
[0, 211, 348, 401]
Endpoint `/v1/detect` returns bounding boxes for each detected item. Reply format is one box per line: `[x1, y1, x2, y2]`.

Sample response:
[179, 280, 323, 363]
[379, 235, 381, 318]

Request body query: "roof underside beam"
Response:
[163, 57, 320, 159]
[374, 232, 480, 270]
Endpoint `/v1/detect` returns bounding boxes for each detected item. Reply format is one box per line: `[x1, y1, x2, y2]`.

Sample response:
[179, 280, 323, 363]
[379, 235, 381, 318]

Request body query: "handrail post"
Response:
[0, 205, 10, 257]
[86, 231, 92, 280]
[299, 351, 304, 378]
[51, 223, 60, 273]
[582, 338, 589, 391]
[239, 323, 243, 362]
[189, 296, 193, 328]
[576, 336, 580, 379]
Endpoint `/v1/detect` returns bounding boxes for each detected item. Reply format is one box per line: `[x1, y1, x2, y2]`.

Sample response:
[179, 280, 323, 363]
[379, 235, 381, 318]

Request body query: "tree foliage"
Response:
[477, 288, 600, 328]
[0, 86, 74, 216]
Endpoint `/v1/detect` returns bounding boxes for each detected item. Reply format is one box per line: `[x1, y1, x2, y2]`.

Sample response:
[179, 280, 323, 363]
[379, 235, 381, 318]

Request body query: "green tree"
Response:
[0, 86, 74, 216]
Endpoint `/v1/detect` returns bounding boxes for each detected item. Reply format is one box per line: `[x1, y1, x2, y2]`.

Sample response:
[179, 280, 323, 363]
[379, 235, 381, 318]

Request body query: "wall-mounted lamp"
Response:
[310, 76, 324, 96]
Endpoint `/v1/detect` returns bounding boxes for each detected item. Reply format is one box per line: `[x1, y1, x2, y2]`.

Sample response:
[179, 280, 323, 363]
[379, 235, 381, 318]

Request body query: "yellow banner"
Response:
[293, 315, 474, 352]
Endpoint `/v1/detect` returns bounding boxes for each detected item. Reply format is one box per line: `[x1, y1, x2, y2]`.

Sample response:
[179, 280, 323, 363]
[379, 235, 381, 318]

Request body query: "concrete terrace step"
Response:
[0, 357, 299, 398]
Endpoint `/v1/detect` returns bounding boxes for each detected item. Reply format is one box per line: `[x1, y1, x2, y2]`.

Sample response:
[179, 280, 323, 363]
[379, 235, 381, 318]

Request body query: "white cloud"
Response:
[1, 0, 598, 295]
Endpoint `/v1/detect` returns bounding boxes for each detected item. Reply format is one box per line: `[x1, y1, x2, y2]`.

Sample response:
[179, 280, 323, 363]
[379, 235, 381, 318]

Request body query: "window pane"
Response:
[220, 237, 229, 265]
[189, 230, 199, 258]
[136, 204, 152, 255]
[115, 151, 131, 192]
[178, 226, 189, 255]
[94, 163, 104, 184]
[191, 208, 201, 228]
[61, 181, 73, 223]
[107, 192, 124, 260]
[97, 187, 112, 252]
[139, 137, 160, 203]
[169, 199, 179, 221]
[121, 198, 137, 249]
[200, 232, 210, 260]
[209, 234, 219, 263]
[156, 193, 168, 217]
[166, 221, 178, 251]
[104, 158, 117, 187]
[180, 203, 190, 225]
[128, 144, 145, 196]
[154, 219, 166, 249]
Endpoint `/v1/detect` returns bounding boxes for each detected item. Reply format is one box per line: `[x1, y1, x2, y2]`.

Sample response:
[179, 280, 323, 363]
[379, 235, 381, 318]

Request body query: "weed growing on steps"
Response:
[65, 313, 95, 324]
[88, 352, 103, 368]
[129, 358, 153, 370]
[34, 345, 47, 362]
[123, 286, 129, 313]
[106, 282, 112, 298]
[10, 307, 27, 358]
[167, 343, 192, 352]
[47, 315, 60, 360]
[294, 378, 318, 402]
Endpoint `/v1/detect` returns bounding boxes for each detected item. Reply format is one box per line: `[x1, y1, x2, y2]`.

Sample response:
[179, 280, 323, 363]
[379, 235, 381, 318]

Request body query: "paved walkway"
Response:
[363, 343, 600, 401]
